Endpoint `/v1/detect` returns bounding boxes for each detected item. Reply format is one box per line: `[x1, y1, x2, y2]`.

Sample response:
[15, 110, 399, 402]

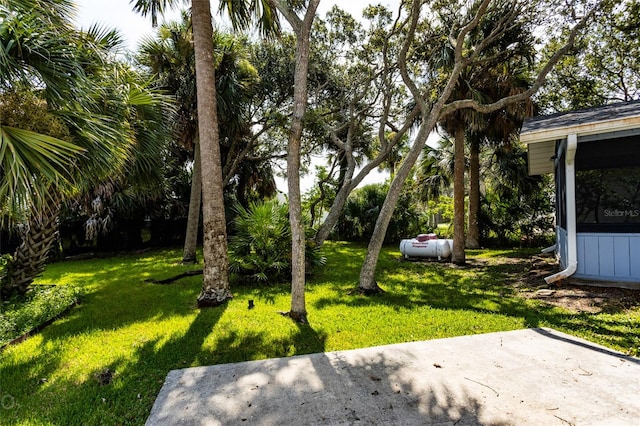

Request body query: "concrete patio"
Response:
[146, 328, 640, 425]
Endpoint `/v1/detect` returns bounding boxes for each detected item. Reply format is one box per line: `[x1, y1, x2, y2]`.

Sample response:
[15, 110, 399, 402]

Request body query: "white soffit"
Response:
[528, 140, 555, 175]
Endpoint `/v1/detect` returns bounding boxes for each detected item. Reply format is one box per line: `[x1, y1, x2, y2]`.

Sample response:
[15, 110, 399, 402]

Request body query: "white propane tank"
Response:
[399, 236, 453, 260]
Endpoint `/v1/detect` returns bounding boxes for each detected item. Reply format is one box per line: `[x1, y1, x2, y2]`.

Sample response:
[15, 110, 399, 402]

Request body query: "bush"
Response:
[1, 285, 80, 346]
[334, 184, 428, 243]
[229, 199, 325, 283]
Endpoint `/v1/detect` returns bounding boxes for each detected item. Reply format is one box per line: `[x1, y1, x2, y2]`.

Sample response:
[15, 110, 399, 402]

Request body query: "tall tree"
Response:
[190, 0, 231, 305]
[138, 13, 200, 262]
[1, 2, 171, 298]
[131, 0, 278, 307]
[465, 76, 535, 249]
[266, 0, 320, 323]
[433, 0, 536, 260]
[309, 5, 418, 248]
[139, 15, 261, 263]
[537, 0, 640, 112]
[357, 0, 602, 292]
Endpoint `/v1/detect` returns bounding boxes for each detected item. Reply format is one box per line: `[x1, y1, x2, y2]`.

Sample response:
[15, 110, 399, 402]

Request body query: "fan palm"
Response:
[1, 0, 86, 216]
[414, 139, 454, 203]
[139, 13, 264, 263]
[434, 0, 536, 262]
[1, 1, 172, 298]
[465, 68, 534, 248]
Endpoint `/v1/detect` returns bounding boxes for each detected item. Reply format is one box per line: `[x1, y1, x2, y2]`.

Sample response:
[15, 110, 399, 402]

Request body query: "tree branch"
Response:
[441, 1, 601, 118]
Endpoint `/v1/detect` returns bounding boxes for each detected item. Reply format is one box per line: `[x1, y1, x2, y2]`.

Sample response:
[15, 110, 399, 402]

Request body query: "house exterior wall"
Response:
[557, 226, 640, 283]
[523, 102, 640, 286]
[575, 233, 640, 282]
[551, 133, 640, 284]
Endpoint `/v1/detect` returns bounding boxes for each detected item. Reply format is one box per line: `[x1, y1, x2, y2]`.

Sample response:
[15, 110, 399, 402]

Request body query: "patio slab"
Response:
[146, 328, 640, 425]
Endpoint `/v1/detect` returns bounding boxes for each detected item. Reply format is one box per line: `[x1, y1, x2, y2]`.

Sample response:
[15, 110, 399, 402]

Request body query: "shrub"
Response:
[1, 284, 79, 346]
[229, 199, 325, 283]
[334, 184, 428, 243]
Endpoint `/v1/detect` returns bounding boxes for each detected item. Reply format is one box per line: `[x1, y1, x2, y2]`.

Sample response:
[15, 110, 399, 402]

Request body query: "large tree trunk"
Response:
[451, 126, 466, 265]
[313, 177, 353, 247]
[357, 0, 471, 290]
[182, 140, 202, 264]
[270, 0, 319, 323]
[313, 122, 416, 247]
[192, 0, 232, 307]
[358, 121, 436, 292]
[466, 136, 480, 249]
[1, 206, 59, 300]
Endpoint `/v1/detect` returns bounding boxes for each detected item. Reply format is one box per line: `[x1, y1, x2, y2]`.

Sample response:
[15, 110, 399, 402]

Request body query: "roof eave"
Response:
[521, 116, 640, 144]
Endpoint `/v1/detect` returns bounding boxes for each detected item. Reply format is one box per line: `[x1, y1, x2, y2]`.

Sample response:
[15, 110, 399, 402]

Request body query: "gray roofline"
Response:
[521, 100, 640, 139]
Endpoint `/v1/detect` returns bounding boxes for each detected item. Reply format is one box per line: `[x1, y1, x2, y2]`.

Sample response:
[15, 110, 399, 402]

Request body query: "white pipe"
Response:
[541, 244, 556, 254]
[545, 134, 578, 284]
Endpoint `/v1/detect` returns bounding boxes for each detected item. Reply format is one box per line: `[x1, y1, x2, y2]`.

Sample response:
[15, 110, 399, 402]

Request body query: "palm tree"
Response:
[131, 0, 278, 307]
[465, 73, 534, 249]
[414, 141, 454, 203]
[1, 2, 171, 298]
[190, 0, 232, 305]
[434, 1, 535, 262]
[356, 0, 599, 292]
[1, 0, 87, 216]
[139, 14, 262, 264]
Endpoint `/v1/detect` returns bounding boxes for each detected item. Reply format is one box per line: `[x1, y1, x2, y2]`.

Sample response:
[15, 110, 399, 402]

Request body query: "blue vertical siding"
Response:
[614, 237, 631, 278]
[583, 236, 601, 276]
[631, 237, 640, 278]
[575, 233, 640, 282]
[598, 236, 615, 276]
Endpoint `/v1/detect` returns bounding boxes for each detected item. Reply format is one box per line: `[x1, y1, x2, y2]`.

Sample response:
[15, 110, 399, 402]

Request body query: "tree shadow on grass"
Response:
[31, 253, 206, 339]
[145, 323, 326, 424]
[198, 321, 327, 365]
[7, 305, 329, 424]
[0, 306, 226, 424]
[312, 256, 639, 354]
[2, 248, 326, 424]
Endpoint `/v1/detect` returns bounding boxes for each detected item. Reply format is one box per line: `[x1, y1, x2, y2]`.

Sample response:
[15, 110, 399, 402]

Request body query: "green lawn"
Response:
[1, 242, 638, 425]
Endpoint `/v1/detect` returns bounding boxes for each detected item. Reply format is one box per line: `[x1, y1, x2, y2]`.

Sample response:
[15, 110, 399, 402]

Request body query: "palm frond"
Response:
[130, 0, 186, 27]
[218, 0, 281, 38]
[0, 125, 83, 213]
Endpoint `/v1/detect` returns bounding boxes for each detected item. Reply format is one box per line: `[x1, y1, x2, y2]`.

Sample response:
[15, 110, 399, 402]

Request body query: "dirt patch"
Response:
[512, 255, 640, 313]
[404, 252, 640, 313]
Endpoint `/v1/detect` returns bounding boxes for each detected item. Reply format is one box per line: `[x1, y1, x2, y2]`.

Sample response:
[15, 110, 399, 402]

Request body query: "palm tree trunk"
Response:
[466, 136, 480, 249]
[2, 205, 59, 299]
[452, 126, 466, 265]
[192, 0, 232, 307]
[182, 140, 202, 264]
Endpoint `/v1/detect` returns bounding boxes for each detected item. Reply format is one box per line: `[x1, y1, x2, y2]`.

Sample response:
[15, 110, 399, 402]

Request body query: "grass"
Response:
[0, 242, 638, 425]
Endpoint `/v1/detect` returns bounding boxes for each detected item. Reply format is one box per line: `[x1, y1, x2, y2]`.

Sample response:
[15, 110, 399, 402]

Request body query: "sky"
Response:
[72, 0, 400, 192]
[73, 0, 400, 51]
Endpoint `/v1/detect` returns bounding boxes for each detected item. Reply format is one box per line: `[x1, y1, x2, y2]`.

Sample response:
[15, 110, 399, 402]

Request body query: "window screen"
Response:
[575, 136, 640, 232]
